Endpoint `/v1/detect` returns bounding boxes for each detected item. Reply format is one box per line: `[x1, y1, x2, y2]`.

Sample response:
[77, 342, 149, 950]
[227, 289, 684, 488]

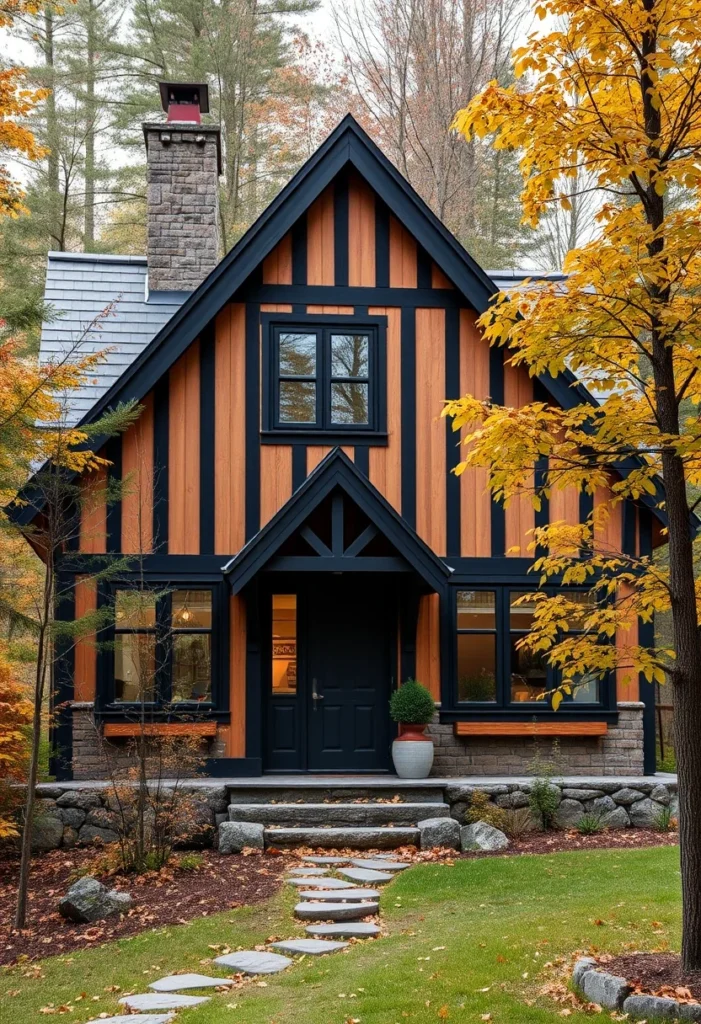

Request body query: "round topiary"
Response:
[389, 679, 436, 725]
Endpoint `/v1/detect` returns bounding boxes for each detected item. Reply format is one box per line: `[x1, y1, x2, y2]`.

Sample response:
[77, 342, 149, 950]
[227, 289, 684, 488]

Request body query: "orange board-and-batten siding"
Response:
[214, 304, 246, 555]
[415, 307, 446, 555]
[503, 361, 535, 557]
[74, 576, 97, 702]
[169, 342, 200, 554]
[121, 392, 154, 554]
[458, 308, 490, 556]
[368, 306, 401, 511]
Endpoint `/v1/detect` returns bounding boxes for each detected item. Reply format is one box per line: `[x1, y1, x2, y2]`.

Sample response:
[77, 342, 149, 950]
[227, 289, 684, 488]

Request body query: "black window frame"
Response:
[261, 313, 388, 445]
[453, 586, 612, 713]
[98, 580, 228, 717]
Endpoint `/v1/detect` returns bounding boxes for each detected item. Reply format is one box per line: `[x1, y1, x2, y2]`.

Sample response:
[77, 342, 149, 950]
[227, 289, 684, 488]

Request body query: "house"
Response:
[19, 83, 663, 782]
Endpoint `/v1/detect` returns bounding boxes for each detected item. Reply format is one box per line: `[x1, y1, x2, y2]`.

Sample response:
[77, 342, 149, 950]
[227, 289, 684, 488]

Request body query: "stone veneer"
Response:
[143, 121, 220, 292]
[428, 703, 645, 777]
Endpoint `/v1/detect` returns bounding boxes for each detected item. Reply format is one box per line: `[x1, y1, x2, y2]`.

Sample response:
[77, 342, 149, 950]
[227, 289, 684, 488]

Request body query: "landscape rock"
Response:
[62, 826, 79, 848]
[305, 921, 381, 939]
[622, 994, 695, 1019]
[59, 876, 133, 923]
[572, 957, 597, 987]
[580, 970, 631, 1009]
[561, 789, 604, 801]
[150, 973, 230, 991]
[85, 807, 119, 830]
[56, 790, 102, 811]
[294, 900, 379, 921]
[213, 950, 292, 974]
[495, 791, 529, 809]
[350, 859, 410, 871]
[78, 823, 119, 844]
[31, 803, 65, 851]
[587, 795, 617, 814]
[339, 867, 394, 883]
[650, 784, 672, 805]
[218, 820, 265, 853]
[418, 816, 460, 849]
[460, 821, 509, 852]
[58, 806, 86, 829]
[600, 807, 630, 829]
[629, 797, 660, 827]
[611, 788, 646, 805]
[270, 939, 348, 955]
[555, 799, 585, 828]
[120, 993, 209, 1011]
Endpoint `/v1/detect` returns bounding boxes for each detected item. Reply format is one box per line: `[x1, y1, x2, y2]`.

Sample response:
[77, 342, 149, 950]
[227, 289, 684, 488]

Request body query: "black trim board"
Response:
[200, 323, 215, 554]
[223, 447, 450, 595]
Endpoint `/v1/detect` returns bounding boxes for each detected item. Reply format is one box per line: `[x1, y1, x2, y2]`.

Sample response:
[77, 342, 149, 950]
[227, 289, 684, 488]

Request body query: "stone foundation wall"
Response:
[71, 704, 221, 780]
[428, 703, 645, 777]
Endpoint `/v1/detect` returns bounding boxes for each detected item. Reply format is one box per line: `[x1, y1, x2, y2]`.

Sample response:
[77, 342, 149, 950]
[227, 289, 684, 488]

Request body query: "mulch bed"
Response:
[479, 826, 679, 858]
[603, 952, 701, 1003]
[0, 847, 292, 966]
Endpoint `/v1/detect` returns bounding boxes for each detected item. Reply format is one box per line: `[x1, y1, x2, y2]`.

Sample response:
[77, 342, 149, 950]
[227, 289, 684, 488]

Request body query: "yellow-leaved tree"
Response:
[446, 0, 701, 970]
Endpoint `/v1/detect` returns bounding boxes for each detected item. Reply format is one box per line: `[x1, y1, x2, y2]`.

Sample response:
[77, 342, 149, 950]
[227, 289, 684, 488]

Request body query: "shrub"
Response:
[389, 679, 436, 725]
[576, 812, 604, 835]
[652, 805, 677, 833]
[465, 790, 508, 831]
[528, 777, 561, 831]
[502, 806, 535, 838]
[178, 852, 204, 871]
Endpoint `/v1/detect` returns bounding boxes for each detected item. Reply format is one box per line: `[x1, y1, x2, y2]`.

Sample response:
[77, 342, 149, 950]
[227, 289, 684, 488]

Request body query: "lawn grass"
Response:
[1, 845, 681, 1023]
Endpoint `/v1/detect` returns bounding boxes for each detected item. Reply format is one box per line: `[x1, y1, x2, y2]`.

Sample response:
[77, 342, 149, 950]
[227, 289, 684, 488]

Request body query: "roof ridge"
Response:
[47, 251, 147, 264]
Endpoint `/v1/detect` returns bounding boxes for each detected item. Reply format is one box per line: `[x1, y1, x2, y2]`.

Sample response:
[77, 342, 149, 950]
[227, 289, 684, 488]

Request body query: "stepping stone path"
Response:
[286, 875, 355, 888]
[339, 867, 394, 883]
[297, 887, 381, 902]
[214, 950, 293, 974]
[87, 1017, 175, 1024]
[294, 900, 379, 921]
[350, 858, 410, 871]
[305, 921, 382, 939]
[111, 854, 408, 1018]
[150, 973, 231, 991]
[120, 993, 210, 1011]
[271, 938, 349, 955]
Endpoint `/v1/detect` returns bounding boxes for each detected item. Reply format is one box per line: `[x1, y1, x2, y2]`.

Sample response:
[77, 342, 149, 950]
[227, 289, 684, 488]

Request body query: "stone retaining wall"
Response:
[428, 703, 645, 777]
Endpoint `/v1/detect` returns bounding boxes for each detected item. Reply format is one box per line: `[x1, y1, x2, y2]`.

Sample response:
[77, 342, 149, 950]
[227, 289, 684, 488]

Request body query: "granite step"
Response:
[297, 887, 381, 902]
[264, 826, 420, 849]
[294, 900, 379, 921]
[226, 785, 443, 804]
[305, 921, 381, 939]
[229, 802, 448, 827]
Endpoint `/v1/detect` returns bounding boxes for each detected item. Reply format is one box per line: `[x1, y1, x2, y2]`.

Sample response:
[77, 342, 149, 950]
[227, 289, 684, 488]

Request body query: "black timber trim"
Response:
[489, 346, 505, 556]
[417, 246, 432, 289]
[51, 570, 75, 781]
[203, 757, 262, 777]
[439, 708, 620, 724]
[292, 446, 307, 491]
[623, 498, 636, 558]
[334, 169, 349, 287]
[401, 307, 416, 529]
[445, 306, 461, 556]
[375, 198, 390, 287]
[292, 216, 307, 285]
[245, 303, 260, 541]
[245, 581, 263, 763]
[223, 447, 450, 594]
[105, 434, 122, 554]
[200, 322, 215, 554]
[245, 285, 466, 307]
[354, 445, 369, 476]
[153, 375, 169, 553]
[534, 456, 549, 556]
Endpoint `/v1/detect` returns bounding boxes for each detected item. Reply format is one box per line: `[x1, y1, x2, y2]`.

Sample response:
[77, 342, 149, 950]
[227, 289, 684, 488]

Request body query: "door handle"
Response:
[312, 678, 324, 709]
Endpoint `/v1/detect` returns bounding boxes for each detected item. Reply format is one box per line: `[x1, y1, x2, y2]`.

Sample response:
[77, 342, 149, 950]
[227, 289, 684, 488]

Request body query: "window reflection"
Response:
[272, 595, 297, 694]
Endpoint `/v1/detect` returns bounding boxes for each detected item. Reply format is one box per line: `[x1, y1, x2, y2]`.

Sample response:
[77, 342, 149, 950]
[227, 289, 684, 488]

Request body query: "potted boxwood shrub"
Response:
[389, 679, 436, 778]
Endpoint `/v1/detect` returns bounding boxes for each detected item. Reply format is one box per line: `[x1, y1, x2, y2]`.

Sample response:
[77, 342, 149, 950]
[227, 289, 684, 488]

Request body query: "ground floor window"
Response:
[456, 587, 604, 709]
[111, 586, 213, 707]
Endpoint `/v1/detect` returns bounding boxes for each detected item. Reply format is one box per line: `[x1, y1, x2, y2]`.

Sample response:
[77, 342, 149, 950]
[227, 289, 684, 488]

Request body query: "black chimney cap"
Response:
[158, 81, 210, 115]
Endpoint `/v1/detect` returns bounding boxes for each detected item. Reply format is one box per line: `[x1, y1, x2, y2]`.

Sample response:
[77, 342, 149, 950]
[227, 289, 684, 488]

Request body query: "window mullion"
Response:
[320, 328, 327, 429]
[156, 591, 172, 706]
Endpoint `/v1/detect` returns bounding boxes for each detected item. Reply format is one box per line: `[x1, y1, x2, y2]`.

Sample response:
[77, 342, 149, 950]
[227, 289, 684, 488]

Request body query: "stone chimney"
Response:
[143, 82, 221, 293]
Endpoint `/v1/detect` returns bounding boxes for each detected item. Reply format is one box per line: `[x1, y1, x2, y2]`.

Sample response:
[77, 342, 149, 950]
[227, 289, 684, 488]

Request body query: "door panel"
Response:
[306, 580, 392, 771]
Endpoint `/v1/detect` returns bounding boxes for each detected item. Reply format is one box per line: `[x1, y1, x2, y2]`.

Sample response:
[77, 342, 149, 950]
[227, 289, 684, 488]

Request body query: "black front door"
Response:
[306, 579, 392, 771]
[264, 579, 393, 772]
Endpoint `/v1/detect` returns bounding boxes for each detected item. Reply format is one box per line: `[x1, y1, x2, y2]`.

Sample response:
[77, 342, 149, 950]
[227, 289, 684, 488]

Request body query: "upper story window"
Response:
[262, 314, 387, 442]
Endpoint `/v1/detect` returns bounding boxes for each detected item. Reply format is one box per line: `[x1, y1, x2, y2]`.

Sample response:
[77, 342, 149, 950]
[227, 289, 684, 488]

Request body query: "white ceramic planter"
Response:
[391, 738, 434, 779]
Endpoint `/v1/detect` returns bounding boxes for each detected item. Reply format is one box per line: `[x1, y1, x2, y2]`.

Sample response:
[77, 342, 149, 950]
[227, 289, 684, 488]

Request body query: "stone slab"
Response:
[298, 887, 381, 902]
[213, 950, 293, 974]
[270, 939, 349, 955]
[287, 866, 330, 876]
[86, 1016, 174, 1024]
[119, 993, 210, 1011]
[339, 867, 394, 883]
[295, 900, 379, 921]
[580, 970, 631, 1010]
[286, 876, 355, 889]
[350, 858, 410, 871]
[305, 922, 381, 939]
[264, 826, 419, 848]
[149, 973, 231, 991]
[305, 856, 351, 864]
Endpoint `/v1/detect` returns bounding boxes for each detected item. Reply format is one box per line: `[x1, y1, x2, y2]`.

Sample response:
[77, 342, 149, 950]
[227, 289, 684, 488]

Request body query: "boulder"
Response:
[32, 801, 64, 851]
[85, 807, 119, 830]
[417, 816, 460, 850]
[495, 791, 529, 809]
[629, 797, 661, 827]
[561, 789, 604, 801]
[600, 807, 630, 829]
[78, 823, 119, 844]
[218, 820, 265, 854]
[623, 994, 697, 1020]
[449, 801, 469, 823]
[572, 957, 597, 988]
[610, 787, 646, 805]
[58, 876, 133, 923]
[62, 827, 79, 849]
[580, 970, 631, 1010]
[650, 784, 672, 805]
[556, 799, 585, 828]
[58, 807, 86, 829]
[460, 821, 509, 852]
[56, 790, 102, 811]
[587, 795, 617, 815]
